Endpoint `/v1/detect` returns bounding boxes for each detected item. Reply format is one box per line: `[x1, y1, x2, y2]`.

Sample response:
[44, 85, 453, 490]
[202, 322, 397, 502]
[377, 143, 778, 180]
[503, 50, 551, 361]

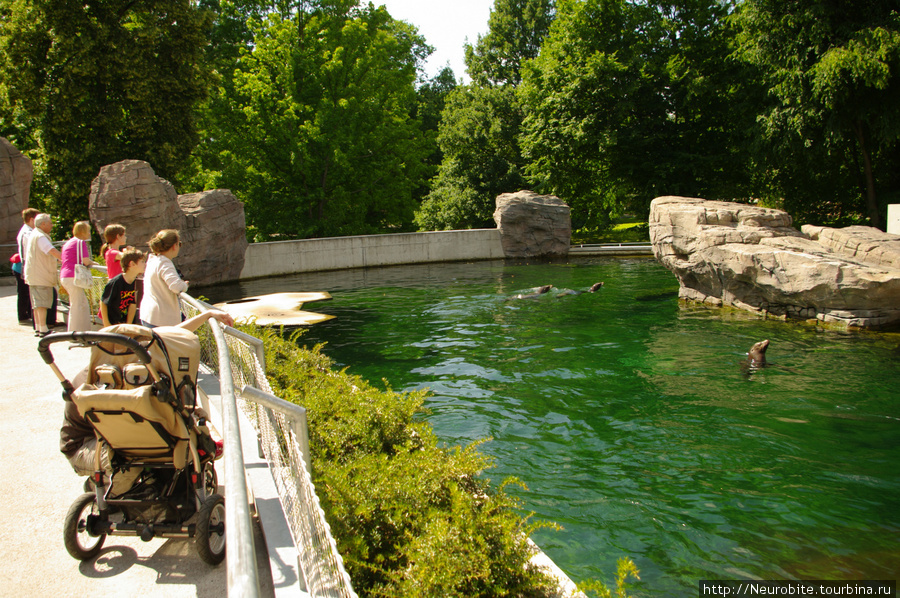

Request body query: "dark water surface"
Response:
[203, 258, 900, 594]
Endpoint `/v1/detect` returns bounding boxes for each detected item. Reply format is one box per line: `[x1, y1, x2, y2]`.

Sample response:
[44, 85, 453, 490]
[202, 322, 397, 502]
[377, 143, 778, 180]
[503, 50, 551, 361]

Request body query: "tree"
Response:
[737, 0, 900, 228]
[464, 0, 555, 86]
[411, 66, 459, 203]
[191, 1, 432, 239]
[519, 0, 758, 229]
[0, 0, 212, 228]
[415, 85, 526, 230]
[415, 0, 554, 231]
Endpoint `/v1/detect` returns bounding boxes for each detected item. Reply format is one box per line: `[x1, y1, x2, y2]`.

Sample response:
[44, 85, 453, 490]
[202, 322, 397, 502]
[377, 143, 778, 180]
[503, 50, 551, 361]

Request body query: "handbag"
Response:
[73, 241, 94, 289]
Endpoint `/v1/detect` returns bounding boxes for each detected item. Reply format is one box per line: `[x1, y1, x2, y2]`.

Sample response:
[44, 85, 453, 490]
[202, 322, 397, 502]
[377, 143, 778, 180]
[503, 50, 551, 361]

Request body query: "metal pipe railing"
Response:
[209, 318, 261, 597]
[239, 385, 312, 481]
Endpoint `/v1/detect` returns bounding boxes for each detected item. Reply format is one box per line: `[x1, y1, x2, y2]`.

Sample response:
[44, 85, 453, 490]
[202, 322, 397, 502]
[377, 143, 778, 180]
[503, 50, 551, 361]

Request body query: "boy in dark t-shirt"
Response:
[100, 249, 146, 326]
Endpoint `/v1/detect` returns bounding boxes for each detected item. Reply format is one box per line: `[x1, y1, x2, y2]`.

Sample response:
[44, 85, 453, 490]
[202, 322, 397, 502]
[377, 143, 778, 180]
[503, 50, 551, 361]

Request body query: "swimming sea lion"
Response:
[511, 285, 554, 300]
[556, 282, 605, 298]
[747, 339, 770, 367]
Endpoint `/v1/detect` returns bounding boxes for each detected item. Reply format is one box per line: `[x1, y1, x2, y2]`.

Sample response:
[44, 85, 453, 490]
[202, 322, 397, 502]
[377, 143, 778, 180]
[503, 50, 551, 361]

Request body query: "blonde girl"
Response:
[60, 221, 96, 332]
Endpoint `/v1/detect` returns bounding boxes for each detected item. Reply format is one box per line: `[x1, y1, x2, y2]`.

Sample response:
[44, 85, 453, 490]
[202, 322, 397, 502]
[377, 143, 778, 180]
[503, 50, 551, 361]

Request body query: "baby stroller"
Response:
[39, 324, 225, 565]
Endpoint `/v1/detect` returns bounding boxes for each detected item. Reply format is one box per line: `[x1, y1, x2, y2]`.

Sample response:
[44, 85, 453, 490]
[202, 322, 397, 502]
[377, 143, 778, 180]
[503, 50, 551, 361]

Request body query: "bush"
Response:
[241, 325, 560, 597]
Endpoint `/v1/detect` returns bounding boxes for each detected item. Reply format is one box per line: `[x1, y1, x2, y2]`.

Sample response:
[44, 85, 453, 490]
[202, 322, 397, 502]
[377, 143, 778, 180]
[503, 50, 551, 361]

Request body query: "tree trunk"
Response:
[854, 121, 880, 229]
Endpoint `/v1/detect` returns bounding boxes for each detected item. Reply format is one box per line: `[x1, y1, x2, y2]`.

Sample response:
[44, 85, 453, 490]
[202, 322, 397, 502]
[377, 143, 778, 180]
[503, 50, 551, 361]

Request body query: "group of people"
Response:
[13, 208, 197, 336]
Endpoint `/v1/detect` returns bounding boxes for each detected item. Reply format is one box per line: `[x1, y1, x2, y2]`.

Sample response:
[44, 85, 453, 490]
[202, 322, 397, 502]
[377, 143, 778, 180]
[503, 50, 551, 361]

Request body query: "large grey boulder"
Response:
[493, 190, 571, 258]
[649, 196, 900, 329]
[89, 160, 247, 286]
[1, 137, 33, 264]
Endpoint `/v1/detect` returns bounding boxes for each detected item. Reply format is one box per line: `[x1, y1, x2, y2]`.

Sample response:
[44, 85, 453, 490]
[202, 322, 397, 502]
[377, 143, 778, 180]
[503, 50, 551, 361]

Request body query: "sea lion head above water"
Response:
[748, 339, 770, 366]
[589, 282, 604, 292]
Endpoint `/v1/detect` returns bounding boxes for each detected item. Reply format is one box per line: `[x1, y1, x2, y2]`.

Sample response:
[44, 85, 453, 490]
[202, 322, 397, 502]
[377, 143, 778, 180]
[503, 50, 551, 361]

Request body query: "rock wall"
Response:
[493, 190, 571, 258]
[0, 138, 34, 264]
[89, 160, 247, 286]
[649, 196, 900, 329]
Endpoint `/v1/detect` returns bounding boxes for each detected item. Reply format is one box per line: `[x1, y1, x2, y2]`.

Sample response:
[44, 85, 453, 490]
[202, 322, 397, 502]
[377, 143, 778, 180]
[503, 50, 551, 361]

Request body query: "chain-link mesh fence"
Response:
[181, 294, 357, 598]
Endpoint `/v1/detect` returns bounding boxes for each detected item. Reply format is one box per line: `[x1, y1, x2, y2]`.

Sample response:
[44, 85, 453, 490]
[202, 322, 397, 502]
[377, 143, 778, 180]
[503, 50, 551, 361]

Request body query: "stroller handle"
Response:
[38, 331, 154, 366]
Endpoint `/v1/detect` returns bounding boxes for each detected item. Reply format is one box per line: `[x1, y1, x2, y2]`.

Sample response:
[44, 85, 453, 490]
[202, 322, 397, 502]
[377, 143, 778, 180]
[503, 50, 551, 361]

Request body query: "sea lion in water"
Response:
[555, 282, 605, 298]
[511, 285, 554, 300]
[747, 339, 770, 367]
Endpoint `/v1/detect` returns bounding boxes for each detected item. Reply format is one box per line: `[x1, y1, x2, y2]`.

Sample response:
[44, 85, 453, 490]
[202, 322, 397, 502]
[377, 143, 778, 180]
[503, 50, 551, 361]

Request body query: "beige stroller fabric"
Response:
[85, 324, 201, 389]
[72, 324, 203, 471]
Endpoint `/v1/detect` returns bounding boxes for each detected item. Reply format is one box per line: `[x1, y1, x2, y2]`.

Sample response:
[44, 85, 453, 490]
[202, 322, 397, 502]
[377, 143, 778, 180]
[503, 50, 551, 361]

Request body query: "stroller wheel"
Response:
[196, 494, 225, 565]
[64, 492, 106, 560]
[202, 462, 218, 498]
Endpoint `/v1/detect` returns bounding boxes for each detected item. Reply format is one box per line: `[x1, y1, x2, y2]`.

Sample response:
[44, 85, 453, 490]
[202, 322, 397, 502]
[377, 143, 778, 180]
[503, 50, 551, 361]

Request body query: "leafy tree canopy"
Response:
[190, 0, 432, 239]
[0, 0, 212, 229]
[519, 0, 756, 229]
[416, 85, 526, 230]
[736, 0, 900, 227]
[464, 0, 555, 86]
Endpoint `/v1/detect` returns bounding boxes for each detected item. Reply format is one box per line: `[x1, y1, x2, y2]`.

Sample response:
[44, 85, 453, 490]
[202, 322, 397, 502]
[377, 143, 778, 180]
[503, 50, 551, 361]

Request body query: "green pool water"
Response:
[206, 258, 900, 594]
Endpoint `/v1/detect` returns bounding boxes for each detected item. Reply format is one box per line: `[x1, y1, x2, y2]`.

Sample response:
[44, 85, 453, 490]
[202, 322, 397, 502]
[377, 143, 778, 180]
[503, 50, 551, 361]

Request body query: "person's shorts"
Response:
[30, 286, 54, 309]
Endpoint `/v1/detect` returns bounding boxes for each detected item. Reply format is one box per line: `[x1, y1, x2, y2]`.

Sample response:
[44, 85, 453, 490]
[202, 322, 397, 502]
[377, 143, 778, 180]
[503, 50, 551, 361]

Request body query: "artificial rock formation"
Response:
[0, 137, 34, 264]
[493, 190, 571, 258]
[89, 160, 247, 286]
[649, 196, 900, 329]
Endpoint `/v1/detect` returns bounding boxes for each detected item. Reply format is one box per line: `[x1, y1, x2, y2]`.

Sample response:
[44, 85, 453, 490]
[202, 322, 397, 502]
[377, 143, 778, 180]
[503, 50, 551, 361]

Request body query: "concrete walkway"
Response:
[0, 283, 273, 598]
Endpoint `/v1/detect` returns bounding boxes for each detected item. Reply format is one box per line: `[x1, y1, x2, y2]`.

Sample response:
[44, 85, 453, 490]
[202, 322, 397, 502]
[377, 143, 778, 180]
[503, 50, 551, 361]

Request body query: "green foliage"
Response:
[242, 324, 562, 597]
[414, 0, 554, 232]
[578, 557, 640, 598]
[0, 0, 212, 230]
[464, 0, 555, 87]
[415, 84, 527, 231]
[187, 2, 432, 240]
[736, 0, 900, 228]
[411, 66, 459, 203]
[519, 0, 758, 229]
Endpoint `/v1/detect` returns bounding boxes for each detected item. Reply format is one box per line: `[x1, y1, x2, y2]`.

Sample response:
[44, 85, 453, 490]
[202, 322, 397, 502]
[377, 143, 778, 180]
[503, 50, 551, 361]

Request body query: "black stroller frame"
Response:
[39, 327, 226, 565]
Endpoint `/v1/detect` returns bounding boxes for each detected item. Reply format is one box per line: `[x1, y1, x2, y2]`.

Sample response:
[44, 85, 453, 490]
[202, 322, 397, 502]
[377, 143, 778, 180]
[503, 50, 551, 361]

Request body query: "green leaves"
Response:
[416, 85, 526, 231]
[519, 0, 756, 228]
[737, 0, 900, 227]
[191, 2, 431, 239]
[0, 0, 212, 229]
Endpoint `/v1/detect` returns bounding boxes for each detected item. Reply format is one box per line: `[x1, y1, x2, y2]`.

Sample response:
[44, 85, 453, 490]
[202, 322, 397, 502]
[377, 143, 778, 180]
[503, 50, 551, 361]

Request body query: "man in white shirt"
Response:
[23, 213, 62, 337]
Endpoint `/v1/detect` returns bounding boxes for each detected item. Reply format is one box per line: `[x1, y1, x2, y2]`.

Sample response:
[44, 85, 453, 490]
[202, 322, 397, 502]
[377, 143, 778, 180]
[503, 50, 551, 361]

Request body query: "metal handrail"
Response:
[181, 292, 357, 598]
[239, 385, 311, 478]
[209, 318, 261, 597]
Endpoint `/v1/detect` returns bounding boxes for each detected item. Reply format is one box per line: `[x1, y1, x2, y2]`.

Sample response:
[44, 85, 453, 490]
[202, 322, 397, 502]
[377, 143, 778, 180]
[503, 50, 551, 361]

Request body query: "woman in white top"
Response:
[140, 229, 189, 327]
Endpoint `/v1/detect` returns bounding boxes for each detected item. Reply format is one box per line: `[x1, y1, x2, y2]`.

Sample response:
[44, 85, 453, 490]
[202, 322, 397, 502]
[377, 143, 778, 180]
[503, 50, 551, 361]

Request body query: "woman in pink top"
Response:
[100, 223, 127, 278]
[60, 221, 97, 332]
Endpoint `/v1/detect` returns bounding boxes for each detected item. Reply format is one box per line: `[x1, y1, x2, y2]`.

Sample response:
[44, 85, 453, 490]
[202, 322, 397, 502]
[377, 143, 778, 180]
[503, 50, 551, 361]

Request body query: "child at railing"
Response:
[100, 249, 146, 327]
[100, 224, 128, 279]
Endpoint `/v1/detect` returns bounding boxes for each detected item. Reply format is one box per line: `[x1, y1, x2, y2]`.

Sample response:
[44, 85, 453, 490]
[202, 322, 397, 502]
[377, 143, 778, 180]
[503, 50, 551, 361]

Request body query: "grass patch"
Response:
[572, 217, 650, 245]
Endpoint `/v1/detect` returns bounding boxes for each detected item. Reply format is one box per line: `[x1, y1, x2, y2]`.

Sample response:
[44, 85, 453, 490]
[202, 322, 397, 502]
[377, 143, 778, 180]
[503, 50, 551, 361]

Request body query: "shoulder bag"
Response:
[73, 240, 94, 289]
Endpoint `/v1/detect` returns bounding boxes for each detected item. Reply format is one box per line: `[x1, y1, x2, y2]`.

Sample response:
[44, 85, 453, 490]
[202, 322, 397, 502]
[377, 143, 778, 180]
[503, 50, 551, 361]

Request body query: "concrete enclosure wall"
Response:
[240, 229, 506, 280]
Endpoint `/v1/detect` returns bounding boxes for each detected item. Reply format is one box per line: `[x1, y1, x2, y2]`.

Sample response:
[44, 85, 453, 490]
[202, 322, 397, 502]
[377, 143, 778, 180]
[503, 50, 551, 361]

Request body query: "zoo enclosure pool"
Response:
[204, 257, 900, 595]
